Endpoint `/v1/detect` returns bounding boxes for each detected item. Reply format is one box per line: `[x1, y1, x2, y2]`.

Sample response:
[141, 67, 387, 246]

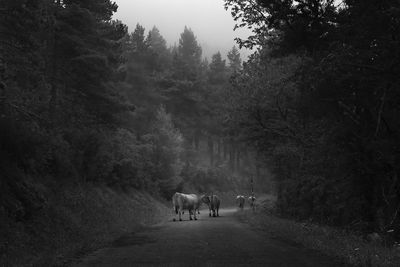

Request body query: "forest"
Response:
[223, 0, 400, 233]
[1, 0, 400, 264]
[0, 1, 266, 257]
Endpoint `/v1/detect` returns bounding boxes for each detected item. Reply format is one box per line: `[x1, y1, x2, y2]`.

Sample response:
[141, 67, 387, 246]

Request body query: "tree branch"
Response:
[6, 102, 43, 121]
[375, 85, 387, 137]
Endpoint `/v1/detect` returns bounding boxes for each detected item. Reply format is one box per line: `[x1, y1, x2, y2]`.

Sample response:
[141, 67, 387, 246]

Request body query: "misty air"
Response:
[1, 0, 399, 266]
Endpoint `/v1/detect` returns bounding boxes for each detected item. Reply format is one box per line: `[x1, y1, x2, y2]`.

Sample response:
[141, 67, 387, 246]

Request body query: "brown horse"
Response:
[201, 194, 220, 217]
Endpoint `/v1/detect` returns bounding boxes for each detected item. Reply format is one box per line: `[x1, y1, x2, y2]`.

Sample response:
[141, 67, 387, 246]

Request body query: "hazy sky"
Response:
[112, 0, 253, 60]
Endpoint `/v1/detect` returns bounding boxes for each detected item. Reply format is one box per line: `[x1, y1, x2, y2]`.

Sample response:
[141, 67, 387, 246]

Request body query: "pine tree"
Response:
[146, 26, 171, 71]
[227, 46, 241, 73]
[209, 51, 227, 85]
[175, 26, 202, 81]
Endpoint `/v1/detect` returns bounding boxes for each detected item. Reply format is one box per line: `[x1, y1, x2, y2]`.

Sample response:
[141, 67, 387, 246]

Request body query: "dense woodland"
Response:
[0, 0, 268, 233]
[224, 0, 400, 235]
[1, 0, 400, 258]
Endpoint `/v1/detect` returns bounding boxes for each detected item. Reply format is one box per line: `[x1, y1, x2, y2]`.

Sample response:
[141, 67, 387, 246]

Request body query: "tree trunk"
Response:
[223, 139, 228, 160]
[217, 137, 222, 163]
[208, 135, 214, 166]
[189, 134, 194, 149]
[48, 2, 60, 123]
[256, 164, 260, 183]
[194, 130, 200, 151]
[236, 145, 240, 171]
[0, 80, 6, 117]
[229, 139, 235, 171]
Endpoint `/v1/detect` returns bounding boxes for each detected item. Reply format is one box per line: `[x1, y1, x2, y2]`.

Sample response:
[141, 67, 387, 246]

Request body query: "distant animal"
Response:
[236, 195, 245, 209]
[248, 195, 256, 211]
[172, 192, 201, 221]
[201, 194, 220, 217]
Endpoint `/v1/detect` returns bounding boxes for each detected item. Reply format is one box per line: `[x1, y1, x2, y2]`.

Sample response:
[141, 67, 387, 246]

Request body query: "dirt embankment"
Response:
[0, 184, 170, 266]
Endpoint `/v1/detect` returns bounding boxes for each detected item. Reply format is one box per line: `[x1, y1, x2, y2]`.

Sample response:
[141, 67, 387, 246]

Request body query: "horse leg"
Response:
[189, 209, 193, 220]
[179, 209, 182, 221]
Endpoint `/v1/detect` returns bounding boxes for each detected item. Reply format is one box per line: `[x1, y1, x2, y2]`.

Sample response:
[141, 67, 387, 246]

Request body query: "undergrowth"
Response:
[236, 195, 400, 267]
[0, 184, 169, 266]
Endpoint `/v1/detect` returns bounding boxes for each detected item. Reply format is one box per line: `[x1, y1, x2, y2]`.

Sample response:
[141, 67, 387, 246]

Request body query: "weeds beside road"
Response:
[237, 195, 400, 267]
[1, 185, 170, 267]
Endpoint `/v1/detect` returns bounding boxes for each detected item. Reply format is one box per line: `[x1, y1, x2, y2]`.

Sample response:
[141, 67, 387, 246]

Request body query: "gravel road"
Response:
[73, 207, 346, 267]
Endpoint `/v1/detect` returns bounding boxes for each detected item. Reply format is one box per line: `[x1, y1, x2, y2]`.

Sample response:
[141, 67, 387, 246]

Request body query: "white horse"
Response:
[172, 192, 201, 221]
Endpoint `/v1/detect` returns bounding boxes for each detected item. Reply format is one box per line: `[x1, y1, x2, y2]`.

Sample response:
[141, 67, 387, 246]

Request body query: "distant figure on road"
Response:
[172, 192, 201, 221]
[201, 194, 220, 217]
[236, 195, 245, 210]
[248, 195, 256, 211]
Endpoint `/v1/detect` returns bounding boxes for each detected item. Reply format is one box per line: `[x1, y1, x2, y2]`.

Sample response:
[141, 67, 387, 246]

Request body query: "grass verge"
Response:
[236, 195, 400, 267]
[1, 184, 170, 266]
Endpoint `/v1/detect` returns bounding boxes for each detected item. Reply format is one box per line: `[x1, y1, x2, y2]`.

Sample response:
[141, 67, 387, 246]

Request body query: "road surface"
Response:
[73, 208, 346, 267]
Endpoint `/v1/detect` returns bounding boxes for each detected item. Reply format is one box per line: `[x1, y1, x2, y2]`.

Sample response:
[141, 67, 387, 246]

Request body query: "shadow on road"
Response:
[112, 232, 156, 247]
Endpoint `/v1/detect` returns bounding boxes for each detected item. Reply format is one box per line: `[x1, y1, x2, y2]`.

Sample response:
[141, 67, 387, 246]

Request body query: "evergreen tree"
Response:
[174, 26, 202, 81]
[146, 26, 171, 71]
[208, 52, 227, 85]
[227, 46, 242, 73]
[130, 23, 148, 53]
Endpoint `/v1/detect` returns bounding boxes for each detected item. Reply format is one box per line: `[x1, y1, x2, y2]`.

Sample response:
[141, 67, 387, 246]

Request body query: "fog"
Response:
[112, 0, 253, 59]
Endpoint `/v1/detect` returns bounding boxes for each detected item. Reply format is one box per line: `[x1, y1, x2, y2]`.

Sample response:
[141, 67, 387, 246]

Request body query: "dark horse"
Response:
[201, 194, 220, 217]
[236, 195, 245, 210]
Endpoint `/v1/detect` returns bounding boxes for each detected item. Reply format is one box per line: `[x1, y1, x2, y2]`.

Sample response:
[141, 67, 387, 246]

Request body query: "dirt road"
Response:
[73, 208, 346, 267]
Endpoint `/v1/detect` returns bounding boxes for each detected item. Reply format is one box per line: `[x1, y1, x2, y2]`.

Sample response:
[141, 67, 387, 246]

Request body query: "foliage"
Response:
[224, 0, 400, 234]
[0, 1, 278, 264]
[227, 46, 242, 73]
[151, 106, 185, 198]
[175, 26, 202, 81]
[0, 1, 184, 211]
[180, 164, 240, 194]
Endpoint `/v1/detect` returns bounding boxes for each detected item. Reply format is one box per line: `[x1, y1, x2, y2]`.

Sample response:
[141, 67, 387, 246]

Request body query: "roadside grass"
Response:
[236, 195, 400, 267]
[1, 185, 170, 267]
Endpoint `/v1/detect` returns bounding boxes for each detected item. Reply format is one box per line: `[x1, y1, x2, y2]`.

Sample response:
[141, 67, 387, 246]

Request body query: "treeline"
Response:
[224, 0, 400, 234]
[0, 0, 266, 226]
[106, 22, 266, 194]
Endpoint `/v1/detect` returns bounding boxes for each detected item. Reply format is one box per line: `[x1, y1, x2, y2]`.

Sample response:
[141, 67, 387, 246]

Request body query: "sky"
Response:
[112, 0, 253, 60]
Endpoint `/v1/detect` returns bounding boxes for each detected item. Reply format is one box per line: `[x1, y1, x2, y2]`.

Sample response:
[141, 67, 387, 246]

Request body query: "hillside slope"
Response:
[0, 184, 170, 266]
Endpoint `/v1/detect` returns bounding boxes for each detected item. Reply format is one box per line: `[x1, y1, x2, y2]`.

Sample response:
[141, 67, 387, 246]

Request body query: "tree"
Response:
[174, 26, 202, 81]
[208, 52, 227, 85]
[0, 0, 130, 184]
[227, 46, 242, 73]
[161, 27, 206, 144]
[223, 0, 400, 230]
[224, 0, 338, 54]
[146, 26, 171, 71]
[151, 106, 184, 198]
[130, 23, 148, 53]
[122, 24, 167, 137]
